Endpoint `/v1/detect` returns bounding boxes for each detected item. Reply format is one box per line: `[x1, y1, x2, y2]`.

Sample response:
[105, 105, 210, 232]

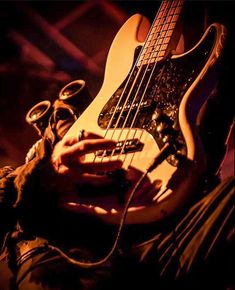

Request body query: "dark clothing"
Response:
[12, 178, 235, 290]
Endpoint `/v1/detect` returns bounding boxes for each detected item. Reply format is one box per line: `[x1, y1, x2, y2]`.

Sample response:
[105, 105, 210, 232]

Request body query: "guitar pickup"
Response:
[96, 138, 144, 157]
[110, 99, 152, 114]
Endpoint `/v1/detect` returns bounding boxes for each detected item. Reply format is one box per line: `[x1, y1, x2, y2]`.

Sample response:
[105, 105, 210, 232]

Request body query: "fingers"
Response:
[57, 168, 116, 185]
[52, 132, 123, 186]
[71, 159, 122, 173]
[61, 139, 117, 166]
[55, 163, 120, 186]
[54, 150, 122, 178]
[63, 131, 104, 146]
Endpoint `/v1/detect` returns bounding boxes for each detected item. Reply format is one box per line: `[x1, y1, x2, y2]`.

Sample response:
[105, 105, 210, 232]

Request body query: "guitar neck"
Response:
[138, 0, 184, 66]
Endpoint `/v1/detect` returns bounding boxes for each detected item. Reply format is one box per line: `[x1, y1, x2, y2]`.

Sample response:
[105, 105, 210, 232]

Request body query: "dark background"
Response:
[0, 1, 233, 179]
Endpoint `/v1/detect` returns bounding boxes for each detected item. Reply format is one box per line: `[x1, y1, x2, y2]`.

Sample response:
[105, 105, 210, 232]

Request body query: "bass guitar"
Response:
[57, 0, 226, 224]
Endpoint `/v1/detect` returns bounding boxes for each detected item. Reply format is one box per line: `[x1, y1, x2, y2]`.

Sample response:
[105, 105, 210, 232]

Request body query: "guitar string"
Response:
[91, 0, 168, 164]
[92, 0, 183, 168]
[120, 0, 184, 167]
[112, 0, 182, 166]
[109, 0, 173, 161]
[114, 0, 179, 164]
[102, 0, 172, 161]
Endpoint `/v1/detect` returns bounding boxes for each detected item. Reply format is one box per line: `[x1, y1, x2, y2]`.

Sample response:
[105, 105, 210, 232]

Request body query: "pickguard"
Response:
[98, 26, 216, 167]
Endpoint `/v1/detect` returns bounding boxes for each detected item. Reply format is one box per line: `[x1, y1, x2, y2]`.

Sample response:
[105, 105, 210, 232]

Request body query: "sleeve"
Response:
[0, 166, 18, 248]
[13, 137, 58, 207]
[12, 138, 62, 234]
[0, 138, 57, 243]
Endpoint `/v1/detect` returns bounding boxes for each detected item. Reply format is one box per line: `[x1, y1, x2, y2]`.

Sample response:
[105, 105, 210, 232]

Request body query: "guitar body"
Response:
[57, 14, 226, 224]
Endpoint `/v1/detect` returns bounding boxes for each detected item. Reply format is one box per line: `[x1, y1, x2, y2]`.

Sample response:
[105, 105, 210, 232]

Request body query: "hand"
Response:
[51, 131, 123, 186]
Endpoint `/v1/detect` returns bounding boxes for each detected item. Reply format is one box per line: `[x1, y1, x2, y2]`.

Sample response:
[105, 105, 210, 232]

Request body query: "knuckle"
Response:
[79, 142, 86, 152]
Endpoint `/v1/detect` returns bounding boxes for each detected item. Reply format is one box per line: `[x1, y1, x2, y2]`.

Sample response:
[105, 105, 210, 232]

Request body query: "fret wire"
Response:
[138, 1, 183, 66]
[139, 23, 182, 64]
[153, 7, 182, 25]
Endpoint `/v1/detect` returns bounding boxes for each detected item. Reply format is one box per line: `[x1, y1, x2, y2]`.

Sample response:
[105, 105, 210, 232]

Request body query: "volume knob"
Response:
[156, 122, 167, 133]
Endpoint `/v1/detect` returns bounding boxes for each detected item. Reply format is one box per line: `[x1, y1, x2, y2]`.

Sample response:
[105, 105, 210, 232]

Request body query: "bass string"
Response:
[121, 0, 184, 167]
[113, 0, 182, 166]
[102, 0, 172, 163]
[91, 0, 168, 164]
[113, 0, 179, 164]
[93, 0, 181, 165]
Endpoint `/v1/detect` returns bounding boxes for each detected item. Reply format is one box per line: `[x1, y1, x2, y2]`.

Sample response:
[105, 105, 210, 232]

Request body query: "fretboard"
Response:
[137, 0, 184, 66]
